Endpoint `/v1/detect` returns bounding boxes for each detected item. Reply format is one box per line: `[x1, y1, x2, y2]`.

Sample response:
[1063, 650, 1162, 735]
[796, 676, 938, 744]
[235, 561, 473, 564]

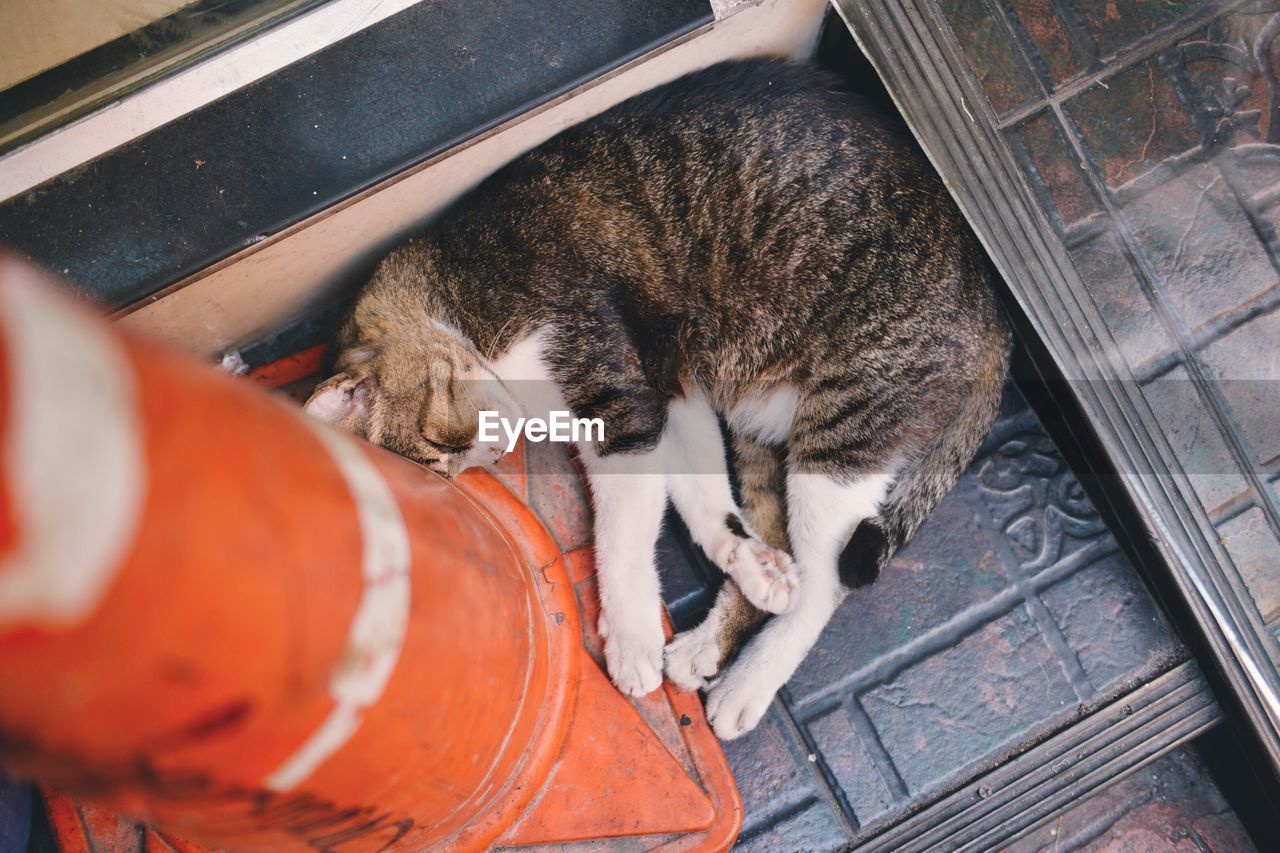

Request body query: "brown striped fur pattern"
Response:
[307, 60, 1010, 738]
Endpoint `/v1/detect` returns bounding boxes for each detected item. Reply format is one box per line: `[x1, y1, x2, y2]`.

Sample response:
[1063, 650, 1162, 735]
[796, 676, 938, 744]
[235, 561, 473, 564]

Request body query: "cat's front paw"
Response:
[664, 625, 722, 691]
[717, 537, 797, 615]
[704, 661, 775, 740]
[598, 612, 665, 697]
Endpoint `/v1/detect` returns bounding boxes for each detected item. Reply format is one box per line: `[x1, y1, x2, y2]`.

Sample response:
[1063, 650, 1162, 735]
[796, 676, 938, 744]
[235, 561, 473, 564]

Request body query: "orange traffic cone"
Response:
[0, 257, 740, 851]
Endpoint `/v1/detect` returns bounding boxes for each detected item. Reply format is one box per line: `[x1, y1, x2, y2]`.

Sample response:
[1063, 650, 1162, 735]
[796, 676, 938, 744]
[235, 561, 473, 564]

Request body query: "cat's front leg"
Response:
[541, 324, 679, 696]
[579, 443, 669, 697]
[665, 389, 797, 613]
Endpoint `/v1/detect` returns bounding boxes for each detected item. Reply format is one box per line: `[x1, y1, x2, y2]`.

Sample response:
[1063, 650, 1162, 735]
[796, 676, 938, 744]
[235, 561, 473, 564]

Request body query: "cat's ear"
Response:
[334, 346, 377, 371]
[304, 373, 372, 432]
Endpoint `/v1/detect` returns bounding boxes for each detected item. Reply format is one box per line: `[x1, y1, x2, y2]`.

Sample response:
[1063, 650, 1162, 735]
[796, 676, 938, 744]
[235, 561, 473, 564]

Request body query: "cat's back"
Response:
[434, 58, 990, 341]
[559, 59, 913, 193]
[456, 60, 913, 227]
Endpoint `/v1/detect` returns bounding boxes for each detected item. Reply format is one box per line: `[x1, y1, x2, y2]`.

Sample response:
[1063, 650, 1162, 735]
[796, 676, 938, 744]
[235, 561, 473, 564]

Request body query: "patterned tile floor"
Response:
[658, 382, 1199, 849]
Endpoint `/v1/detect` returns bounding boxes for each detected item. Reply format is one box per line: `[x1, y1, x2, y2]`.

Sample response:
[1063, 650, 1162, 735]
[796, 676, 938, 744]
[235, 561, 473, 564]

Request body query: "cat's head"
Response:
[303, 284, 519, 477]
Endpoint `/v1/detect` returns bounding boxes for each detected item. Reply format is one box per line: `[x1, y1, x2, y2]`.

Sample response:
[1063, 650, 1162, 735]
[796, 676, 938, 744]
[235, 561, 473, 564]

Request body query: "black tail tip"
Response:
[838, 519, 890, 588]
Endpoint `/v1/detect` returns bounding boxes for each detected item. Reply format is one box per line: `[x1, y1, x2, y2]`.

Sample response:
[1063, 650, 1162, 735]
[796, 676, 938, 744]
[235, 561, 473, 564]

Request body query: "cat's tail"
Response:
[837, 326, 1011, 588]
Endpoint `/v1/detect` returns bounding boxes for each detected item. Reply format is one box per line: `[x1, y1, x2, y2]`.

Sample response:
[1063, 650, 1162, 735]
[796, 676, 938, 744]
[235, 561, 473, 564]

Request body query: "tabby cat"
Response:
[305, 59, 1010, 739]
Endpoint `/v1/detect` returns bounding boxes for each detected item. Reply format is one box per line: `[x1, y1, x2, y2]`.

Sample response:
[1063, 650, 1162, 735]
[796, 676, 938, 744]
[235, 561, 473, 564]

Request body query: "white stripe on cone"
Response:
[264, 422, 412, 791]
[0, 269, 144, 626]
[0, 263, 413, 788]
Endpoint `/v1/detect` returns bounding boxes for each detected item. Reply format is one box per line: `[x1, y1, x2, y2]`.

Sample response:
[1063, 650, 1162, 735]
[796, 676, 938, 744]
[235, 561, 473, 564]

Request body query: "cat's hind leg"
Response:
[730, 432, 793, 554]
[664, 433, 784, 690]
[665, 581, 761, 691]
[705, 467, 893, 738]
[664, 389, 797, 614]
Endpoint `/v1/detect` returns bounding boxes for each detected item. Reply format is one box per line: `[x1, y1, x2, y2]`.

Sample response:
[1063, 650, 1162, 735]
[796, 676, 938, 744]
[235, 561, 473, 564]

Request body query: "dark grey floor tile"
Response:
[722, 706, 848, 851]
[1142, 367, 1251, 515]
[786, 489, 1011, 704]
[1217, 507, 1280, 624]
[731, 799, 847, 853]
[859, 607, 1078, 795]
[1038, 552, 1185, 692]
[1069, 229, 1174, 374]
[806, 703, 899, 826]
[1200, 307, 1280, 469]
[1124, 162, 1278, 332]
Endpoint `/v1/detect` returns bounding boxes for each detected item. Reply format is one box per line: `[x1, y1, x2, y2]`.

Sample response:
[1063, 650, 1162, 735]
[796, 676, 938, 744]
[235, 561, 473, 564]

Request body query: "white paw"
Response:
[704, 662, 776, 740]
[664, 626, 722, 691]
[599, 612, 664, 697]
[716, 536, 797, 615]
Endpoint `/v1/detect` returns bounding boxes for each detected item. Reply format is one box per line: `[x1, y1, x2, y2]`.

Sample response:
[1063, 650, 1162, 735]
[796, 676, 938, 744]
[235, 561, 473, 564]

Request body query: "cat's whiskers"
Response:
[483, 313, 520, 365]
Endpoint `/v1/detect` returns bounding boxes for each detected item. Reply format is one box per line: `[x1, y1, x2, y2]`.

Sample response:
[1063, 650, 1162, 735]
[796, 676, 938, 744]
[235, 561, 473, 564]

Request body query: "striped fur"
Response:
[308, 59, 1011, 735]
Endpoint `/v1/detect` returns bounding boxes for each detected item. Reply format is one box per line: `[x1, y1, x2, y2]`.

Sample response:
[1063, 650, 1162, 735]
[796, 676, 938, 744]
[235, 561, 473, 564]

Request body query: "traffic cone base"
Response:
[7, 309, 741, 851]
[499, 645, 716, 845]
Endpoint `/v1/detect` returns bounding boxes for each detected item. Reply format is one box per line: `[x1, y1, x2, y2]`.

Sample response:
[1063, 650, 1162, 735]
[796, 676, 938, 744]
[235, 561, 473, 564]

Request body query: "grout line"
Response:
[957, 478, 1098, 701]
[1004, 128, 1071, 238]
[844, 693, 912, 803]
[1025, 594, 1096, 695]
[1046, 0, 1102, 73]
[1208, 489, 1260, 528]
[1253, 180, 1280, 211]
[1191, 282, 1280, 354]
[1063, 213, 1111, 248]
[989, 0, 1059, 94]
[772, 692, 860, 839]
[995, 0, 1253, 129]
[1136, 285, 1280, 384]
[1133, 351, 1185, 385]
[792, 539, 1117, 710]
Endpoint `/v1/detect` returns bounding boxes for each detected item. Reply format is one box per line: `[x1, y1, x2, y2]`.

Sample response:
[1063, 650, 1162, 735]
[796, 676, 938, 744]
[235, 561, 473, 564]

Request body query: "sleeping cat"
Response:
[304, 59, 1010, 739]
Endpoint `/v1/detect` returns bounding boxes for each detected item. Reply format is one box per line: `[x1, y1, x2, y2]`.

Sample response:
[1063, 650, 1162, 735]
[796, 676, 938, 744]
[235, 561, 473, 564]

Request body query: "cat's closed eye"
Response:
[424, 437, 469, 455]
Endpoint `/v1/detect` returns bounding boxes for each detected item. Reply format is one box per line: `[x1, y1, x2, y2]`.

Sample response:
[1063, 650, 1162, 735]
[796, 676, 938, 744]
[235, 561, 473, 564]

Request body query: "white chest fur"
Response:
[486, 329, 567, 419]
[724, 384, 798, 446]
